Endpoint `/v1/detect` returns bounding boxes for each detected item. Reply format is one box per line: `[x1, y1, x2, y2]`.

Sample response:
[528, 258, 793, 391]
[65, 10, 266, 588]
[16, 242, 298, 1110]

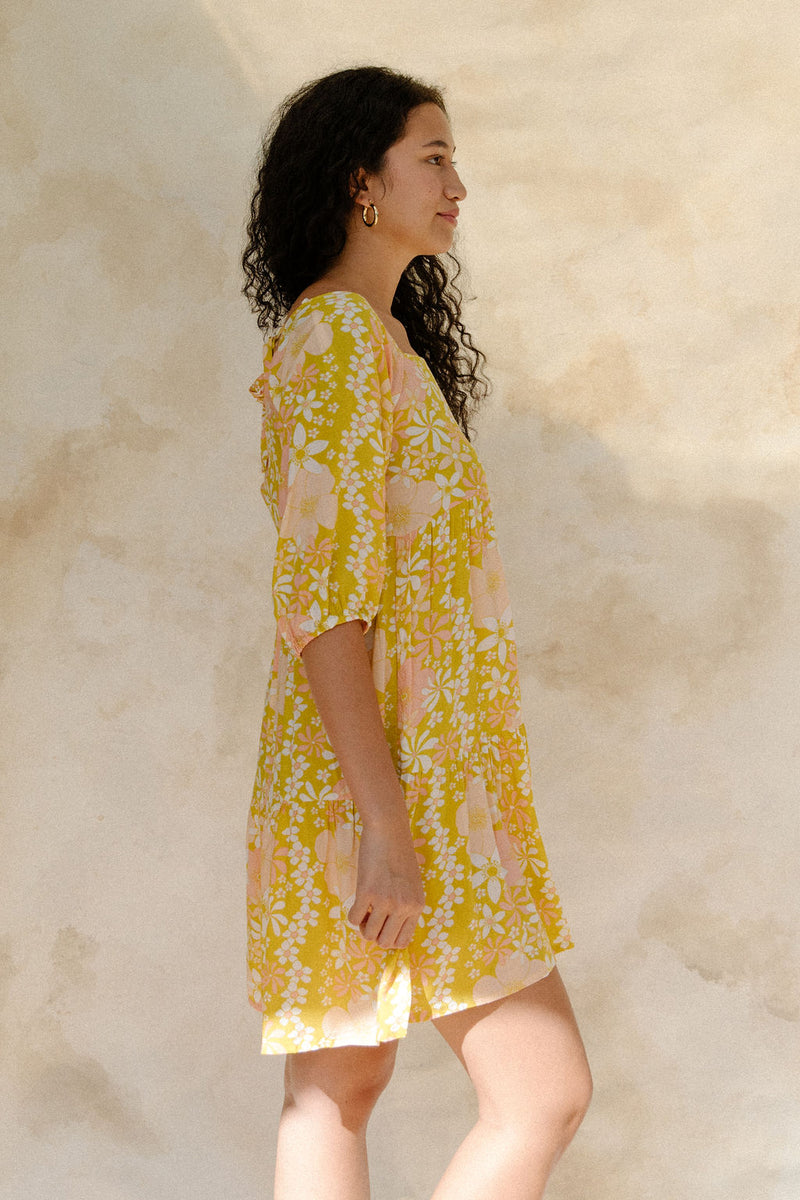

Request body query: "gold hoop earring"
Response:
[362, 202, 378, 227]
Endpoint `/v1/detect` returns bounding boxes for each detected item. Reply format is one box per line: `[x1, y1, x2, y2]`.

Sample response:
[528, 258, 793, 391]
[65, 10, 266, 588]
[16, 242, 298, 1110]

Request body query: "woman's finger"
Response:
[348, 896, 373, 928]
[393, 915, 417, 949]
[376, 912, 407, 948]
[359, 905, 389, 943]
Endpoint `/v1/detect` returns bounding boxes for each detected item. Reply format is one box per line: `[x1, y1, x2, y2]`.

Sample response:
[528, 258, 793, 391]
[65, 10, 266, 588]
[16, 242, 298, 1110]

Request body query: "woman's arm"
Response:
[300, 619, 425, 950]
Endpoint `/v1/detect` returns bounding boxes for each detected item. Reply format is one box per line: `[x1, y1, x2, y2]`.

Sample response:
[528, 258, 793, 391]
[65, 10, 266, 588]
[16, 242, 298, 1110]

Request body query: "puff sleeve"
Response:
[270, 301, 394, 660]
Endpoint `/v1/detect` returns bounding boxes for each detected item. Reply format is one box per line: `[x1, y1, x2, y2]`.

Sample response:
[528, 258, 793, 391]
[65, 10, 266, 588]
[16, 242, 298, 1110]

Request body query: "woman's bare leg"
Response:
[274, 1040, 398, 1200]
[430, 965, 592, 1200]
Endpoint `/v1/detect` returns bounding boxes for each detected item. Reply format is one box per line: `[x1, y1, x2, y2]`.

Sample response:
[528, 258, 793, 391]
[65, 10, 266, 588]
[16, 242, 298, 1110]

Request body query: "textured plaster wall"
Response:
[2, 2, 799, 1197]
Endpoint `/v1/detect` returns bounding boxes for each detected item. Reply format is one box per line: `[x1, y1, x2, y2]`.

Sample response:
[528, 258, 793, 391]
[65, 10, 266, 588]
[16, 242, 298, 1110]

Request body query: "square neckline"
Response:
[280, 290, 427, 364]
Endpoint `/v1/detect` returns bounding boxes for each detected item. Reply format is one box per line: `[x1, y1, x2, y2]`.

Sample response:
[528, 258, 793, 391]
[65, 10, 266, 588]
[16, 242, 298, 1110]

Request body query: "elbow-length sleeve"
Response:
[269, 300, 395, 660]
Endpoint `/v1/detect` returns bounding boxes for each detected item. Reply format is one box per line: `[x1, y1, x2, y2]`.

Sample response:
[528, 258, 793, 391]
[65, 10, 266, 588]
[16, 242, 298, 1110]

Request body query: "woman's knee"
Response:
[559, 1055, 593, 1139]
[284, 1040, 397, 1126]
[532, 1038, 593, 1145]
[489, 1056, 591, 1167]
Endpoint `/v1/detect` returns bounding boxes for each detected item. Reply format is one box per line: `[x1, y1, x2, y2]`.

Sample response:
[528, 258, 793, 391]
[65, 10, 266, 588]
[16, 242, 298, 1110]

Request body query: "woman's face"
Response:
[366, 102, 467, 258]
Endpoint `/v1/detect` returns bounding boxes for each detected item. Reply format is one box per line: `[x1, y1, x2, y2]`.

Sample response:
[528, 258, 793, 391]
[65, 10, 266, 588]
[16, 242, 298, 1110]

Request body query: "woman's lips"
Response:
[438, 213, 457, 225]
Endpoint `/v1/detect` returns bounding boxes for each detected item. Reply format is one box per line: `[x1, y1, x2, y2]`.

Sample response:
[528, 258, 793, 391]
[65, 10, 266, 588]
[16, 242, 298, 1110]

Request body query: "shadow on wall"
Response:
[488, 406, 786, 719]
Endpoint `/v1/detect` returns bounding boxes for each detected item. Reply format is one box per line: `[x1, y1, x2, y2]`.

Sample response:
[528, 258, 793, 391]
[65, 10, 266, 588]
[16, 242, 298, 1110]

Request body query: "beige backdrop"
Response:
[2, 1, 799, 1197]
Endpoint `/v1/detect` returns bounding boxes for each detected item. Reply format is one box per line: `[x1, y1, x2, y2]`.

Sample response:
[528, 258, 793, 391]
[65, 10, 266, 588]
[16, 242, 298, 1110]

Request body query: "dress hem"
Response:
[256, 939, 574, 1056]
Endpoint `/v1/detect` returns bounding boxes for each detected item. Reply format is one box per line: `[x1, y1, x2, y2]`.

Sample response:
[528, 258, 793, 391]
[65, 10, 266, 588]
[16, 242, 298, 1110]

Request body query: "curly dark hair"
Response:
[240, 64, 492, 441]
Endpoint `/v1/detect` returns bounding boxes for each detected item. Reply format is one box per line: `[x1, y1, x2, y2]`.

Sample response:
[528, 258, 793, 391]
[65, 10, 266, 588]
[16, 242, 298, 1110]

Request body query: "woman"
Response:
[241, 65, 592, 1200]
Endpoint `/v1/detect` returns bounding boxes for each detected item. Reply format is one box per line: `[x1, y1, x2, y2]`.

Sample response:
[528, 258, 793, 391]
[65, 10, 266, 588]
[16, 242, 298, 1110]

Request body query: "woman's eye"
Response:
[430, 156, 458, 166]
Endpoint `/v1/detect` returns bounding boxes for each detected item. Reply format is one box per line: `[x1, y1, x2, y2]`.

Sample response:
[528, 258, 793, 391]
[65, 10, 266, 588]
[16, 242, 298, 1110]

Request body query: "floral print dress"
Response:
[247, 290, 573, 1054]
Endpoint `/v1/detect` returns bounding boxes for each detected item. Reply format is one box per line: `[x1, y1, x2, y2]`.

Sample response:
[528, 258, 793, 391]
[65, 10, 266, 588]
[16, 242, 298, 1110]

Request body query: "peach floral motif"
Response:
[303, 313, 336, 356]
[304, 533, 335, 572]
[455, 786, 496, 860]
[314, 824, 359, 904]
[363, 543, 386, 595]
[469, 522, 486, 561]
[430, 719, 460, 767]
[492, 826, 526, 886]
[265, 844, 290, 883]
[386, 473, 440, 537]
[535, 878, 565, 926]
[297, 720, 333, 759]
[404, 775, 429, 818]
[508, 832, 548, 878]
[427, 537, 450, 587]
[323, 787, 352, 829]
[486, 690, 520, 732]
[397, 655, 435, 727]
[498, 890, 531, 931]
[328, 964, 358, 1001]
[479, 929, 516, 968]
[255, 957, 288, 1000]
[409, 611, 451, 661]
[408, 946, 440, 989]
[471, 541, 511, 612]
[281, 464, 337, 547]
[472, 952, 553, 1006]
[321, 993, 377, 1042]
[294, 357, 321, 390]
[272, 570, 313, 622]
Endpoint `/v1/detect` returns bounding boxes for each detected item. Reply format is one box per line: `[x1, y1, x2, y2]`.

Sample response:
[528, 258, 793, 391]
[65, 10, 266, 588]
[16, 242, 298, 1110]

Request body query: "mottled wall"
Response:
[2, 1, 798, 1197]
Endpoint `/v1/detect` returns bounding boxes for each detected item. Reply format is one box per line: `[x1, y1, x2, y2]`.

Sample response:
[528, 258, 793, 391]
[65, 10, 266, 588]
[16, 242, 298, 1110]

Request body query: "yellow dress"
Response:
[247, 291, 573, 1054]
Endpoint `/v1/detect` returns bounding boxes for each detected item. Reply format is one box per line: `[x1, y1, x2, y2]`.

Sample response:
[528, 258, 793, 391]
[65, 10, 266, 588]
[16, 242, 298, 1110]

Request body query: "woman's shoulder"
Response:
[265, 288, 389, 376]
[284, 284, 416, 357]
[281, 286, 373, 338]
[285, 278, 364, 321]
[284, 282, 337, 321]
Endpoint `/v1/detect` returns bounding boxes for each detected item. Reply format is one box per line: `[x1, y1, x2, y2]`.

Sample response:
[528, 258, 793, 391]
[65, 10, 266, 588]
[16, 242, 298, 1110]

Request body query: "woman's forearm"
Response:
[299, 619, 407, 830]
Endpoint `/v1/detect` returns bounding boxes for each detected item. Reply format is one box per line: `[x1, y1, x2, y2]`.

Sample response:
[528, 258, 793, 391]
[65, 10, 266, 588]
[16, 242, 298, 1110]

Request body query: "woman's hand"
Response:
[348, 811, 425, 950]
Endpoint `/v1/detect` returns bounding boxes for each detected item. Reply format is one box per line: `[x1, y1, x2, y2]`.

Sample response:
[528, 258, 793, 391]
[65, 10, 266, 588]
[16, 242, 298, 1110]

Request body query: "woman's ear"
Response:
[349, 167, 370, 202]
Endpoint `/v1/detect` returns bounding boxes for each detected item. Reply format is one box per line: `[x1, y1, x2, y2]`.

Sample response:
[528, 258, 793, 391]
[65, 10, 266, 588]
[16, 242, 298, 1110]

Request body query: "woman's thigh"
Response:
[431, 966, 592, 1127]
[284, 1039, 400, 1114]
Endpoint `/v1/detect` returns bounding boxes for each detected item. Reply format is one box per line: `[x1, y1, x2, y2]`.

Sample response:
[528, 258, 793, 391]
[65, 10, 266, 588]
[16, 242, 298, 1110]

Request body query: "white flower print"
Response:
[399, 729, 439, 775]
[294, 386, 325, 423]
[470, 853, 507, 904]
[433, 464, 467, 511]
[475, 605, 515, 664]
[288, 421, 329, 486]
